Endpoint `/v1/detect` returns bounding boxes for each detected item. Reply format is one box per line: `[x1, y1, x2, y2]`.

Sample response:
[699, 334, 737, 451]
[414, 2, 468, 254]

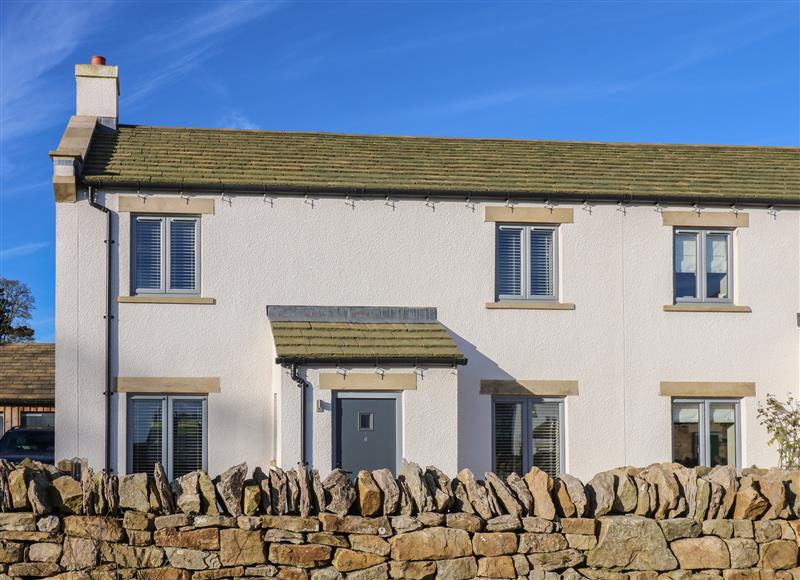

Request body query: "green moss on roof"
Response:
[270, 321, 464, 362]
[81, 125, 800, 203]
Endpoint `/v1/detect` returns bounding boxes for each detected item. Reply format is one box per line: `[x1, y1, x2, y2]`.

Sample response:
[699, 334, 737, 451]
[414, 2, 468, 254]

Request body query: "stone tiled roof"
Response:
[0, 344, 55, 402]
[81, 125, 800, 204]
[267, 306, 465, 364]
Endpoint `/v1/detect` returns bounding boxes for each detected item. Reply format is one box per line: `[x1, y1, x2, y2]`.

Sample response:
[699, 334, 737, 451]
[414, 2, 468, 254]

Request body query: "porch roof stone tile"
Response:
[267, 307, 465, 364]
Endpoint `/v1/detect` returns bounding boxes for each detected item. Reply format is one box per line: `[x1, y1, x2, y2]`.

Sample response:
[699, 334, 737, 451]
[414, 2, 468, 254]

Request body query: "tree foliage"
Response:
[757, 393, 800, 469]
[0, 277, 35, 344]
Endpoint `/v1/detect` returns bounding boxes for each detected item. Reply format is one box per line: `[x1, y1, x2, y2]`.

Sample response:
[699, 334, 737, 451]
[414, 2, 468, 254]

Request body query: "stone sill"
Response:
[118, 296, 216, 305]
[486, 302, 575, 310]
[663, 304, 751, 313]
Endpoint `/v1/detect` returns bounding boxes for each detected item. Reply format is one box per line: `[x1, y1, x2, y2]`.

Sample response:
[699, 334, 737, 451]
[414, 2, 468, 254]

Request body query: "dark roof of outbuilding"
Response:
[0, 344, 55, 402]
[81, 125, 800, 205]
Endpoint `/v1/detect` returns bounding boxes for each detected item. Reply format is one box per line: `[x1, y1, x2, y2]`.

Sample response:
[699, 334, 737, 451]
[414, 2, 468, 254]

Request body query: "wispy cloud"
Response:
[0, 2, 113, 143]
[384, 4, 796, 121]
[0, 177, 52, 200]
[386, 83, 628, 119]
[217, 109, 259, 130]
[123, 1, 283, 106]
[0, 241, 49, 260]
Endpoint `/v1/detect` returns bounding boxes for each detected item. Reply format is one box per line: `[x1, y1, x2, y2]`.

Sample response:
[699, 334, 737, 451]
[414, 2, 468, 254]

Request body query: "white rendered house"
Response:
[53, 58, 800, 482]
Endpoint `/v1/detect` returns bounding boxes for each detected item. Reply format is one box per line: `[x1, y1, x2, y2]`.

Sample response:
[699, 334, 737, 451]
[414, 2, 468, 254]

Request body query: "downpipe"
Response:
[289, 364, 309, 466]
[87, 186, 114, 472]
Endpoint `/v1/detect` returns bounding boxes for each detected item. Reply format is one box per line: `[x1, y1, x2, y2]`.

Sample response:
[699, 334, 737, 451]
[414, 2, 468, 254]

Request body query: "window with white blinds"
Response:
[170, 220, 198, 292]
[128, 395, 207, 479]
[495, 225, 557, 301]
[493, 400, 524, 477]
[133, 216, 199, 295]
[673, 229, 732, 304]
[493, 396, 564, 478]
[531, 401, 562, 478]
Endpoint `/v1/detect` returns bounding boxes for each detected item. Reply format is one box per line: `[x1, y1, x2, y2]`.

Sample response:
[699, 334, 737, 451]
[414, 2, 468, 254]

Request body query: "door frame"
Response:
[332, 391, 402, 473]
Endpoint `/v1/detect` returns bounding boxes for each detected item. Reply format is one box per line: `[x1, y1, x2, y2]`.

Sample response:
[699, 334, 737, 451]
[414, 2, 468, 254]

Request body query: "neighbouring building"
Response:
[53, 57, 800, 482]
[0, 344, 56, 433]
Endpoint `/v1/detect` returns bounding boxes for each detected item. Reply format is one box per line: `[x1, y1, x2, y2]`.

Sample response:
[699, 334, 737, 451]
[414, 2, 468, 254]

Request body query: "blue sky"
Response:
[1, 1, 798, 343]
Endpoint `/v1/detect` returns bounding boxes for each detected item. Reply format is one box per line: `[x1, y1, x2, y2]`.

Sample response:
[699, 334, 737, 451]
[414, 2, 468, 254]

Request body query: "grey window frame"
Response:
[671, 397, 741, 468]
[126, 394, 208, 480]
[495, 224, 559, 302]
[332, 391, 402, 474]
[132, 215, 201, 296]
[491, 395, 565, 476]
[673, 228, 733, 304]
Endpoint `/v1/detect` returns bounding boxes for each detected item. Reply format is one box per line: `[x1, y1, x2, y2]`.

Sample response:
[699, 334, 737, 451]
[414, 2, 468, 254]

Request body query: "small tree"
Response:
[757, 393, 800, 469]
[0, 277, 35, 344]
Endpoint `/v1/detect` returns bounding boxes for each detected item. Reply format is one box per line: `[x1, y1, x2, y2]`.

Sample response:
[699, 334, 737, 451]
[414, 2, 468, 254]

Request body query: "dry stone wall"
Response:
[0, 459, 798, 578]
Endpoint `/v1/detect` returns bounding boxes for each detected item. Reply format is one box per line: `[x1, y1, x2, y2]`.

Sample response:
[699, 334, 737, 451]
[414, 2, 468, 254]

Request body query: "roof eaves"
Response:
[79, 178, 800, 208]
[274, 355, 468, 367]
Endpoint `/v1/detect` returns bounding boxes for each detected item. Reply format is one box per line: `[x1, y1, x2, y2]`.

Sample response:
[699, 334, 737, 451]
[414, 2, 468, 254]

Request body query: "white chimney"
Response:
[75, 55, 119, 129]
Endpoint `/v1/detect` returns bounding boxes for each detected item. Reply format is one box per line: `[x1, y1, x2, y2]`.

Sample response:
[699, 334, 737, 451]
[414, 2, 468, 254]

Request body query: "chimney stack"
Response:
[75, 55, 119, 129]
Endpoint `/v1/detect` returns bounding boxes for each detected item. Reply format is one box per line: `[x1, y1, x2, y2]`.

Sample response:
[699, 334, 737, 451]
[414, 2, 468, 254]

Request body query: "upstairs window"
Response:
[496, 225, 558, 301]
[674, 229, 732, 303]
[134, 216, 199, 295]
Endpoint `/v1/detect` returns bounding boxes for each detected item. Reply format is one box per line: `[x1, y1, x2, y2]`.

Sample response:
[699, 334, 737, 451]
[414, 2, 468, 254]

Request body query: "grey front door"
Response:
[335, 396, 398, 474]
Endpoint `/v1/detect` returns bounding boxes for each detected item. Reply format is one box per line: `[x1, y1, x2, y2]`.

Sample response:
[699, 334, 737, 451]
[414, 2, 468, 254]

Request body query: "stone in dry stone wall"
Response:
[321, 469, 356, 517]
[219, 528, 265, 565]
[586, 516, 678, 571]
[456, 469, 491, 520]
[356, 470, 381, 518]
[390, 527, 471, 561]
[372, 468, 399, 516]
[671, 535, 730, 569]
[506, 472, 533, 515]
[119, 472, 150, 512]
[524, 467, 557, 520]
[215, 463, 246, 518]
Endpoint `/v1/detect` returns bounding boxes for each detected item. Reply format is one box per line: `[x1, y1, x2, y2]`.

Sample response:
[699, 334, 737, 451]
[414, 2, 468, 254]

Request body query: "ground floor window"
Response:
[672, 398, 739, 468]
[493, 396, 564, 478]
[21, 412, 54, 428]
[128, 395, 207, 479]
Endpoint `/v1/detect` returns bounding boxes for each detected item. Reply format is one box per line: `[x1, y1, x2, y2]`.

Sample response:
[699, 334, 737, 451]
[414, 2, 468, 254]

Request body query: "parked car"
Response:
[0, 427, 55, 464]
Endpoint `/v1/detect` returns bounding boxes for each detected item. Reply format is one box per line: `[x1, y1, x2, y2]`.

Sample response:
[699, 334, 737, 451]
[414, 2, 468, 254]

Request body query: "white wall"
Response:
[56, 192, 800, 480]
[55, 193, 108, 468]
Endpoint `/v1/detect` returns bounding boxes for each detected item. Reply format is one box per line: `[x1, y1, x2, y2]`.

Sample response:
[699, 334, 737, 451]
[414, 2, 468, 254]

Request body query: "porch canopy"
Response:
[267, 305, 466, 366]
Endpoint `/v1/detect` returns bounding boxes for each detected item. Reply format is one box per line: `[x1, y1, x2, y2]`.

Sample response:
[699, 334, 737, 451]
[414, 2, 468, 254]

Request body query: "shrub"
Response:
[757, 393, 800, 469]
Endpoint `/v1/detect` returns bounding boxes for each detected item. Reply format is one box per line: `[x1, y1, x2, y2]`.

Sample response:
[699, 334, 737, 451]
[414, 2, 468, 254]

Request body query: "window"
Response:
[21, 412, 54, 428]
[358, 412, 374, 431]
[493, 396, 564, 478]
[128, 395, 207, 479]
[674, 229, 732, 303]
[672, 399, 739, 468]
[496, 225, 558, 301]
[133, 216, 199, 295]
